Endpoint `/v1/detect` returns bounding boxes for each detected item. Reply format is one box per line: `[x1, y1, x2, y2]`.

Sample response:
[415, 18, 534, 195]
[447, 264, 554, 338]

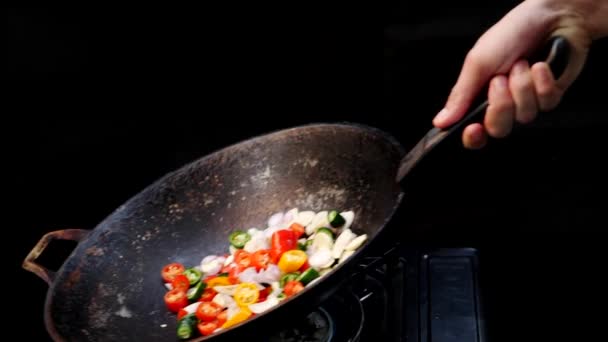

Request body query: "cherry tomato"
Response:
[171, 274, 190, 292]
[196, 301, 223, 322]
[199, 288, 217, 302]
[252, 249, 272, 271]
[198, 321, 219, 336]
[271, 229, 297, 263]
[177, 309, 188, 320]
[161, 263, 185, 283]
[290, 223, 305, 239]
[234, 250, 252, 269]
[222, 263, 243, 284]
[164, 289, 188, 313]
[278, 250, 308, 273]
[217, 310, 228, 326]
[257, 287, 271, 303]
[283, 281, 304, 297]
[299, 260, 310, 272]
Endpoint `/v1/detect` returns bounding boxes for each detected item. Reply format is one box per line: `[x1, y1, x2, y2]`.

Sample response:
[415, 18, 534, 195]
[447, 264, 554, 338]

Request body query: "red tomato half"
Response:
[217, 310, 228, 326]
[234, 250, 252, 269]
[257, 287, 271, 302]
[198, 321, 218, 336]
[299, 260, 310, 272]
[164, 289, 188, 312]
[199, 288, 217, 302]
[252, 249, 272, 271]
[196, 301, 223, 322]
[290, 223, 305, 239]
[284, 281, 304, 297]
[171, 274, 190, 292]
[177, 309, 188, 320]
[161, 263, 185, 283]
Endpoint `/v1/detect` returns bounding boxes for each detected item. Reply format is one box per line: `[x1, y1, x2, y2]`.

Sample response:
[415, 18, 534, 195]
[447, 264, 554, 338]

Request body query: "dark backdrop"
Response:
[6, 2, 608, 341]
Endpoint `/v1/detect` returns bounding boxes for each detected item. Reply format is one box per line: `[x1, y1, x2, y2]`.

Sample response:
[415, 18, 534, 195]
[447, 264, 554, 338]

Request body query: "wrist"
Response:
[541, 0, 608, 39]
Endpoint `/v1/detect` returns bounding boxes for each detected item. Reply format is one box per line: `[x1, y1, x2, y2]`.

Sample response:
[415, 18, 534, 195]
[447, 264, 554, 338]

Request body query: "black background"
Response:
[5, 2, 608, 341]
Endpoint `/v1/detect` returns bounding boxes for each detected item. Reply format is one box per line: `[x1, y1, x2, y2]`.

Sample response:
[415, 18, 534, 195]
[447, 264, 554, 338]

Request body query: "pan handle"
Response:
[22, 229, 90, 286]
[396, 35, 571, 182]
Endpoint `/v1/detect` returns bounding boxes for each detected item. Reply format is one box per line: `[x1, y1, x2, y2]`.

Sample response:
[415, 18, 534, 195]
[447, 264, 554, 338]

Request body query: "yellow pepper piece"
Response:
[206, 276, 232, 287]
[222, 307, 252, 329]
[278, 250, 307, 273]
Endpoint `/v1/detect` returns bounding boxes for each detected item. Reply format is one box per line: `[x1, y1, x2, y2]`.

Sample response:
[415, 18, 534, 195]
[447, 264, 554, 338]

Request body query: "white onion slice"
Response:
[238, 267, 258, 283]
[282, 208, 298, 226]
[345, 234, 367, 251]
[295, 211, 315, 227]
[268, 212, 284, 227]
[213, 285, 239, 295]
[256, 264, 281, 283]
[305, 211, 329, 235]
[182, 302, 201, 314]
[308, 248, 333, 269]
[212, 293, 236, 308]
[249, 296, 280, 314]
[341, 211, 355, 230]
[332, 228, 355, 259]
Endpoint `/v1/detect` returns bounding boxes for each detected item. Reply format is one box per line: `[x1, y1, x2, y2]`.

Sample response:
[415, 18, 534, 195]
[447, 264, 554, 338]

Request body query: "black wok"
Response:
[23, 36, 570, 341]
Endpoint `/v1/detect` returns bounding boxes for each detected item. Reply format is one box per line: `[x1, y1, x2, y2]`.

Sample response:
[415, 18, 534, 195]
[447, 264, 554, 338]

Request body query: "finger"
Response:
[509, 60, 538, 124]
[485, 75, 515, 138]
[531, 62, 562, 111]
[462, 123, 487, 149]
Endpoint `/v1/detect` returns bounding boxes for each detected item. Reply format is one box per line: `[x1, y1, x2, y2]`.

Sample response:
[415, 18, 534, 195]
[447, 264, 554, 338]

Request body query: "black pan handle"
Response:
[22, 229, 90, 285]
[396, 35, 571, 182]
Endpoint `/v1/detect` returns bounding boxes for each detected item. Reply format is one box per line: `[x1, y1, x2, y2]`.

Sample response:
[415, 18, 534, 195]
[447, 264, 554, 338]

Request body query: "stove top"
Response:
[257, 244, 486, 342]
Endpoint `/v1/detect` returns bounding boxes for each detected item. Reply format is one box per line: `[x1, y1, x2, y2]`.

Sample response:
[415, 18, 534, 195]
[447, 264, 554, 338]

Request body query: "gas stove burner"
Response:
[266, 307, 334, 342]
[261, 290, 364, 342]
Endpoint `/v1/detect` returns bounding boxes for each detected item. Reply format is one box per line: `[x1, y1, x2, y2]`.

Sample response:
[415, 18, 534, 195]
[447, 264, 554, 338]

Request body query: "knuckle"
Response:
[465, 48, 490, 74]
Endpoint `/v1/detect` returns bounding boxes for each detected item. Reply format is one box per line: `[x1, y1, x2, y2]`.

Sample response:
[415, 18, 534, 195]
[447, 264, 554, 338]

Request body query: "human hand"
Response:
[432, 0, 608, 149]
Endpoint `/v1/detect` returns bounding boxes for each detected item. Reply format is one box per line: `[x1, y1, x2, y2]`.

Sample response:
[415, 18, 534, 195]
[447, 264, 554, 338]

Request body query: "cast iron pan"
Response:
[23, 36, 570, 341]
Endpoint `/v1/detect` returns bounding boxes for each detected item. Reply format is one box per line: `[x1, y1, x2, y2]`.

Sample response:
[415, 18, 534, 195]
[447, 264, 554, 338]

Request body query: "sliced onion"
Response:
[256, 264, 281, 283]
[305, 211, 328, 235]
[282, 208, 298, 226]
[249, 296, 280, 314]
[268, 212, 284, 228]
[238, 267, 258, 283]
[247, 228, 261, 236]
[201, 255, 218, 265]
[226, 304, 240, 320]
[224, 255, 234, 266]
[341, 211, 355, 230]
[182, 302, 201, 315]
[345, 234, 367, 251]
[339, 250, 355, 263]
[308, 248, 333, 269]
[212, 293, 236, 309]
[295, 211, 315, 227]
[263, 225, 282, 241]
[164, 283, 173, 291]
[213, 285, 240, 295]
[332, 228, 355, 259]
[244, 233, 269, 253]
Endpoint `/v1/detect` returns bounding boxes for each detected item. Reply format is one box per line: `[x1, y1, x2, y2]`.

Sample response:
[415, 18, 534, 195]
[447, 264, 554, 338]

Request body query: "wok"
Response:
[23, 36, 570, 341]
